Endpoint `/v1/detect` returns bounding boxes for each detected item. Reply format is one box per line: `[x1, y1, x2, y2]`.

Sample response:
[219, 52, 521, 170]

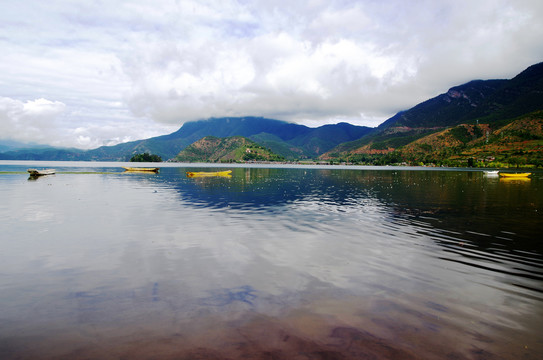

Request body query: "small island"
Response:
[130, 152, 162, 162]
[174, 136, 285, 163]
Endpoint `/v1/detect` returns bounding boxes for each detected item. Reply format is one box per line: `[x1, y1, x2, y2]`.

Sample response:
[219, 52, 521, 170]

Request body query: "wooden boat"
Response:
[123, 167, 159, 173]
[27, 168, 55, 176]
[186, 170, 232, 177]
[498, 172, 531, 178]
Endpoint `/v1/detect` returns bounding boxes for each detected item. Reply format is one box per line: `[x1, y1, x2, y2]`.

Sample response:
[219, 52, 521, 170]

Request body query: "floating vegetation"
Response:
[0, 171, 121, 175]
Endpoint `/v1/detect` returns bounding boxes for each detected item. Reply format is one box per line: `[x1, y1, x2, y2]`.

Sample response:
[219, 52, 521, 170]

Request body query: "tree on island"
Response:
[130, 152, 162, 162]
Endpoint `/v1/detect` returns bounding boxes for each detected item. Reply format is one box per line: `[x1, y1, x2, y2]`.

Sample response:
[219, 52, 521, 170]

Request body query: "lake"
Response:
[1, 161, 542, 359]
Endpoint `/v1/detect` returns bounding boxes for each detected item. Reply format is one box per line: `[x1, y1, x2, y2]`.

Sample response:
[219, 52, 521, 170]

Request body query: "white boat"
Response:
[27, 168, 55, 176]
[483, 170, 499, 176]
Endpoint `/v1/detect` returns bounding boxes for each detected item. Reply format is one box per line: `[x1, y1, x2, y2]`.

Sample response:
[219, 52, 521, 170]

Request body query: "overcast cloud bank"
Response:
[1, 0, 542, 149]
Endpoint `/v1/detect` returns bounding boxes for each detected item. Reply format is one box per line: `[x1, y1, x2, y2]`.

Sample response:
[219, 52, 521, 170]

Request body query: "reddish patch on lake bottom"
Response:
[1, 296, 539, 360]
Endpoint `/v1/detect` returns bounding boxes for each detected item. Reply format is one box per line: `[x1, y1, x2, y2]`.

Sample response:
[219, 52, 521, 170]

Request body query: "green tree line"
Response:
[130, 152, 162, 162]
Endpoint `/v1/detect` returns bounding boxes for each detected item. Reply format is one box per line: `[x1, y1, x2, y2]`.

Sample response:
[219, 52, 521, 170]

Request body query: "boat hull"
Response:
[186, 170, 232, 177]
[27, 168, 55, 176]
[498, 172, 531, 178]
[123, 167, 159, 173]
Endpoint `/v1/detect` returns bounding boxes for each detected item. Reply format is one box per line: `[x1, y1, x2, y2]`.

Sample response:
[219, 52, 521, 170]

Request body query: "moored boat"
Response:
[186, 170, 232, 177]
[498, 172, 531, 178]
[483, 170, 499, 176]
[123, 167, 159, 173]
[27, 168, 55, 176]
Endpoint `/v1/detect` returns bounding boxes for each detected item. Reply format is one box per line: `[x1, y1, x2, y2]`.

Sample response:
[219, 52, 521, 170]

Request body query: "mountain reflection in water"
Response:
[0, 163, 541, 359]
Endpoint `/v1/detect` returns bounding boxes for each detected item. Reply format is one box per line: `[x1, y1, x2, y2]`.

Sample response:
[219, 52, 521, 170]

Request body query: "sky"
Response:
[1, 0, 543, 149]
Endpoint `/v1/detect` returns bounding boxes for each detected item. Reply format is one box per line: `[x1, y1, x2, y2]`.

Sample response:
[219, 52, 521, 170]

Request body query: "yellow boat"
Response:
[186, 170, 232, 177]
[123, 167, 159, 173]
[498, 172, 531, 178]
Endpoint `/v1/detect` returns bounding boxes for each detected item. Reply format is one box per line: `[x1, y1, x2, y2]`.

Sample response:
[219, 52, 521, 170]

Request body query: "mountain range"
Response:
[321, 62, 543, 166]
[1, 62, 542, 165]
[0, 117, 372, 161]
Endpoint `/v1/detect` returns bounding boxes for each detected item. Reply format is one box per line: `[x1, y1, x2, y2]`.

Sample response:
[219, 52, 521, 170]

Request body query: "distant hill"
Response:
[0, 140, 32, 152]
[399, 110, 543, 167]
[0, 144, 86, 160]
[322, 62, 543, 166]
[121, 117, 371, 161]
[379, 62, 543, 130]
[174, 136, 285, 162]
[0, 117, 372, 161]
[323, 110, 543, 167]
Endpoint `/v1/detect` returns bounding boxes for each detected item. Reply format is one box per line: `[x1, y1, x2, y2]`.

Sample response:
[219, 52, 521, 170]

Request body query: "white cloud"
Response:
[22, 98, 66, 116]
[0, 96, 176, 149]
[0, 97, 66, 143]
[1, 0, 543, 147]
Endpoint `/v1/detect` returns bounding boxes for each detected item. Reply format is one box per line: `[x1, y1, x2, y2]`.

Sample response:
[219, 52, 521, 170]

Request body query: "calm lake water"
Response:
[1, 161, 542, 359]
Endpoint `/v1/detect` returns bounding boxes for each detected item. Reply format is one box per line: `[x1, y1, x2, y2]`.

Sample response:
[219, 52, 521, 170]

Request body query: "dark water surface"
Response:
[1, 162, 542, 359]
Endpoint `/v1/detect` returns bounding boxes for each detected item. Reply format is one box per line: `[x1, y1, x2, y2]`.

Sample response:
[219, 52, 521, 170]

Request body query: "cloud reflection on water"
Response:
[1, 165, 542, 359]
